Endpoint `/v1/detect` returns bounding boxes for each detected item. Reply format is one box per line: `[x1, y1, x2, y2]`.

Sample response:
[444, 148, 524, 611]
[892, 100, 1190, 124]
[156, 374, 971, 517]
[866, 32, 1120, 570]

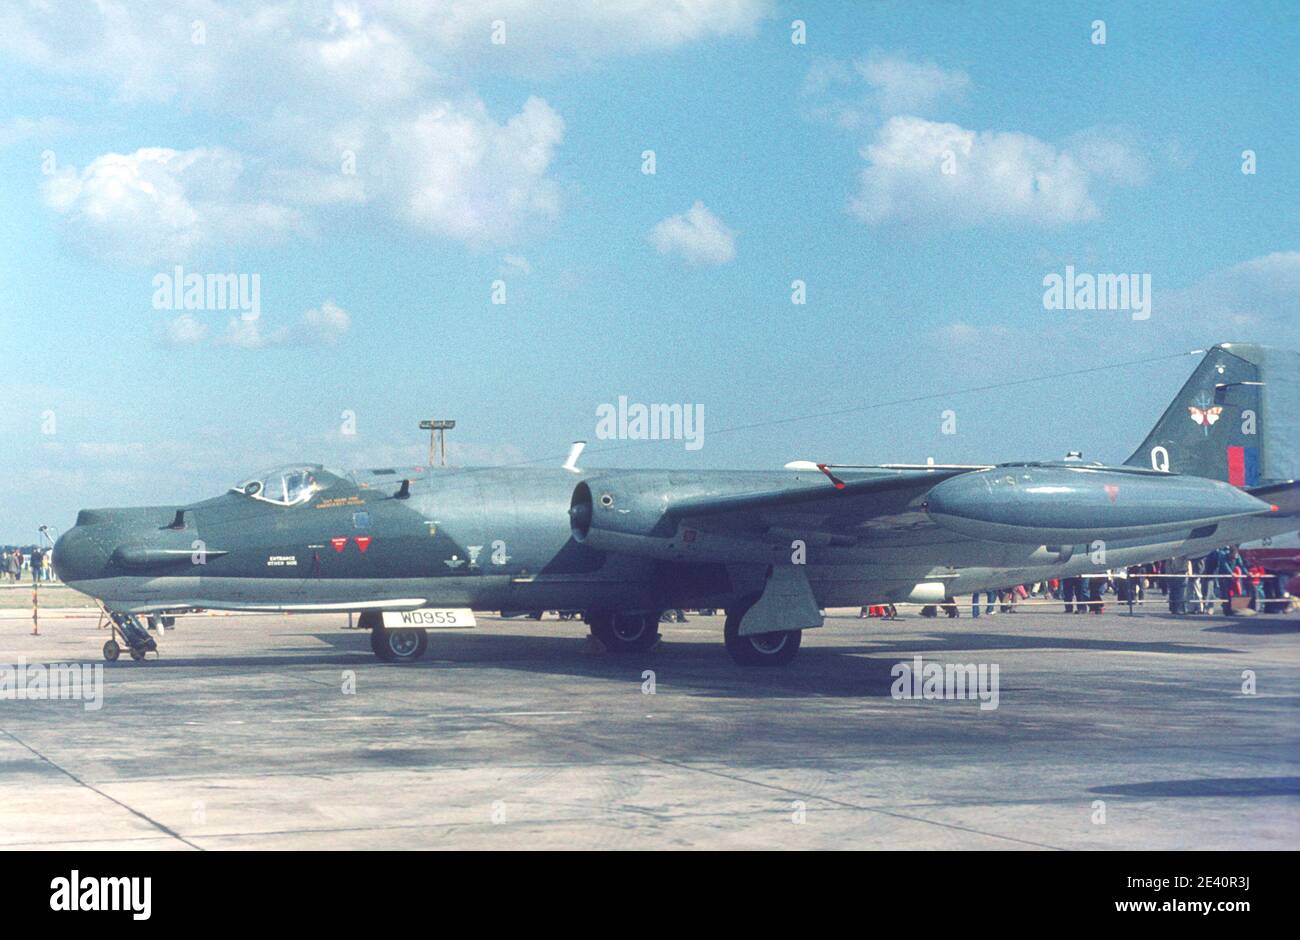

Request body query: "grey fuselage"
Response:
[52, 463, 1295, 616]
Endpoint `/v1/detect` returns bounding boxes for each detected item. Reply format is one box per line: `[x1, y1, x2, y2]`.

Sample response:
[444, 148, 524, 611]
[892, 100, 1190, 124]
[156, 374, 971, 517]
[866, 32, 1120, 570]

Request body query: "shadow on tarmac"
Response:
[71, 625, 1246, 701]
[855, 632, 1239, 656]
[1201, 617, 1300, 635]
[1091, 776, 1300, 798]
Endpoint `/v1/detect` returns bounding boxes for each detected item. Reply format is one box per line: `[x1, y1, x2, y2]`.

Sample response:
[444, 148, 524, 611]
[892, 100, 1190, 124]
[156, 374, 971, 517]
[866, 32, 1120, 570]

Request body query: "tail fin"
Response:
[1125, 343, 1300, 485]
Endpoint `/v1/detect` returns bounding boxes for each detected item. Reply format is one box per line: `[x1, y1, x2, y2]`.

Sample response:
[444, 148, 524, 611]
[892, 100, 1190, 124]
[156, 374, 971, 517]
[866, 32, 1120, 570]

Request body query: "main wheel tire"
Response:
[586, 610, 661, 653]
[129, 646, 148, 661]
[103, 639, 120, 662]
[372, 625, 428, 662]
[724, 607, 802, 666]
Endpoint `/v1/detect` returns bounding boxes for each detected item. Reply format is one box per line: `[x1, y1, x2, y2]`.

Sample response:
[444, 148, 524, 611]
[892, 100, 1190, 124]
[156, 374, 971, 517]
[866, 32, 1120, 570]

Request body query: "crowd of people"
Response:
[904, 545, 1289, 619]
[0, 547, 55, 583]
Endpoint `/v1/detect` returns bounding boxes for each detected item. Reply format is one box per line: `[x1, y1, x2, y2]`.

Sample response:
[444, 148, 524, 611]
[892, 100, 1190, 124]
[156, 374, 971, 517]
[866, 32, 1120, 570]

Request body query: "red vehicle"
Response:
[1240, 532, 1300, 607]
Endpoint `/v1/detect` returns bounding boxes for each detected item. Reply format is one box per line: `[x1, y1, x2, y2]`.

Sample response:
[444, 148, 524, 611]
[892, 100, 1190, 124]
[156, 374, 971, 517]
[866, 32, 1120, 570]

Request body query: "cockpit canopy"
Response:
[231, 465, 331, 506]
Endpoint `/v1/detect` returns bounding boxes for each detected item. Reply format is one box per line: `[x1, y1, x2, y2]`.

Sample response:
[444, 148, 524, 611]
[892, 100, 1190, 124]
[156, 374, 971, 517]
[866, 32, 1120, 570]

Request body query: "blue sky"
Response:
[0, 0, 1296, 540]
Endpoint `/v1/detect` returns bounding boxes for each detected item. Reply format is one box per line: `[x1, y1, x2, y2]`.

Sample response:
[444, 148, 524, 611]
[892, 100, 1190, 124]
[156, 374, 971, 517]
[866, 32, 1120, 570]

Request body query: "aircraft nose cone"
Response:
[53, 526, 108, 584]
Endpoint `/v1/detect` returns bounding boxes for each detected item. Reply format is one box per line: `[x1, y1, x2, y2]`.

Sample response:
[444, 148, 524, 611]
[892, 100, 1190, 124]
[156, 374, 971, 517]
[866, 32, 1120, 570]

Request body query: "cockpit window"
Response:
[232, 466, 325, 506]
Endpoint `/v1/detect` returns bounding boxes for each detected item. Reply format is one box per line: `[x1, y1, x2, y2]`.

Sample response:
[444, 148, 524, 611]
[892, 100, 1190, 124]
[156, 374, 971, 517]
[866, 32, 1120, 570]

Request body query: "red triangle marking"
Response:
[355, 536, 372, 553]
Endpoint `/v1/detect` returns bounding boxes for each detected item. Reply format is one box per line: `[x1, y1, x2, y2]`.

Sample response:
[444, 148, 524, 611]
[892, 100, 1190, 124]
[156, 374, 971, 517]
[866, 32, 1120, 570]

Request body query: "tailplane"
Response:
[1125, 343, 1300, 486]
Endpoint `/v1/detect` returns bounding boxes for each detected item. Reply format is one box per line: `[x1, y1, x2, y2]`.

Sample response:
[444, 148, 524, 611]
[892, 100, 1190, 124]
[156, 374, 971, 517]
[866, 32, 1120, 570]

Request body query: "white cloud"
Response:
[1160, 252, 1300, 344]
[0, 1, 771, 101]
[365, 0, 772, 70]
[851, 116, 1144, 228]
[502, 254, 532, 275]
[0, 3, 432, 107]
[804, 53, 1150, 230]
[221, 317, 273, 350]
[43, 147, 301, 265]
[167, 301, 351, 349]
[45, 97, 564, 260]
[8, 1, 765, 261]
[164, 314, 208, 347]
[388, 97, 564, 242]
[803, 50, 969, 128]
[299, 300, 352, 344]
[1064, 127, 1150, 186]
[649, 201, 737, 265]
[856, 51, 970, 115]
[802, 57, 855, 96]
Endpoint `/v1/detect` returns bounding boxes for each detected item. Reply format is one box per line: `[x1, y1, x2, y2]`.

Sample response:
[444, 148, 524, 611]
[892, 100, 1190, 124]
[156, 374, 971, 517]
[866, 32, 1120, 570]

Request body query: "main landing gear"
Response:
[585, 609, 661, 654]
[359, 611, 428, 663]
[586, 604, 802, 666]
[723, 600, 803, 667]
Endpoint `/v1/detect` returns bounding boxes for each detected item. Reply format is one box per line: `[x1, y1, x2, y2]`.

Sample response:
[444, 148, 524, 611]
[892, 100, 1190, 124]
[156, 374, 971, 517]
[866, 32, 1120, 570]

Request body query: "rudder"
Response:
[1125, 343, 1300, 486]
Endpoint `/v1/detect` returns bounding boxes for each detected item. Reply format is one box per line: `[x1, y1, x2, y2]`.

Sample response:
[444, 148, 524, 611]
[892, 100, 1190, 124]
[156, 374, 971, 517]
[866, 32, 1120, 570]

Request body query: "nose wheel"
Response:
[357, 610, 429, 662]
[369, 623, 429, 662]
[102, 611, 158, 662]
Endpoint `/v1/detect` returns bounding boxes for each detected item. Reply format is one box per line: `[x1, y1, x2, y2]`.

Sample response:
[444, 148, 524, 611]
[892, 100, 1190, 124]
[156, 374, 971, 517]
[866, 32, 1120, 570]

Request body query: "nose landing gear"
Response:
[101, 610, 158, 662]
[358, 610, 429, 662]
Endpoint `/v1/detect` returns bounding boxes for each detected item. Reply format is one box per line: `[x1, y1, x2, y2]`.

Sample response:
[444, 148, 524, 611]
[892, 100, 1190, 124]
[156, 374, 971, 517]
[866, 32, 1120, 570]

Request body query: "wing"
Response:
[572, 465, 991, 561]
[669, 467, 975, 537]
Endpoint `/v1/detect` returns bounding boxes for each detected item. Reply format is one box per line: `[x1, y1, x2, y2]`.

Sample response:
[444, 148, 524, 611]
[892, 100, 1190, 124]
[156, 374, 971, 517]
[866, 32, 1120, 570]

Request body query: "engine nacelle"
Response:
[925, 464, 1271, 545]
[569, 476, 679, 556]
[569, 477, 773, 562]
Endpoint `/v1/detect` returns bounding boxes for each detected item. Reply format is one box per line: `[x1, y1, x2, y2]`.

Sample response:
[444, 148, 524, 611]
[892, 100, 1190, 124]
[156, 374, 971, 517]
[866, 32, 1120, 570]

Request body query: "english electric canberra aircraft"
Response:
[55, 343, 1300, 666]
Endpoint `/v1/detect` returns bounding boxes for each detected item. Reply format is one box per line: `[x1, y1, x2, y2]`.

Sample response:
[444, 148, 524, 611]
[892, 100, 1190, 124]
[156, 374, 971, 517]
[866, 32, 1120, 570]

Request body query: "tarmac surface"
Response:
[0, 603, 1297, 850]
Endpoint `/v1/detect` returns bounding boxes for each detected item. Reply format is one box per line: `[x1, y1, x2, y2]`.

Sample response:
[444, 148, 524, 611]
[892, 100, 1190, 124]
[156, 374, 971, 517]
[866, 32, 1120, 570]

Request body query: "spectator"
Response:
[1168, 557, 1190, 615]
[971, 591, 995, 618]
[1247, 564, 1266, 610]
[1083, 575, 1105, 614]
[1205, 547, 1226, 606]
[1061, 575, 1084, 613]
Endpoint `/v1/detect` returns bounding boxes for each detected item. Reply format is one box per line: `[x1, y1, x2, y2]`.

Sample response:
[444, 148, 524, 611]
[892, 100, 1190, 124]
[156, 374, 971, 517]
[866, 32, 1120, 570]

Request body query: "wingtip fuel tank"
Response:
[924, 463, 1273, 545]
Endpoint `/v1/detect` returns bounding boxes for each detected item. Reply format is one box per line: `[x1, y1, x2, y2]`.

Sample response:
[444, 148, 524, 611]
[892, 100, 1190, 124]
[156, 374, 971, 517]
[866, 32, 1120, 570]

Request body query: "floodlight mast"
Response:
[419, 419, 456, 467]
